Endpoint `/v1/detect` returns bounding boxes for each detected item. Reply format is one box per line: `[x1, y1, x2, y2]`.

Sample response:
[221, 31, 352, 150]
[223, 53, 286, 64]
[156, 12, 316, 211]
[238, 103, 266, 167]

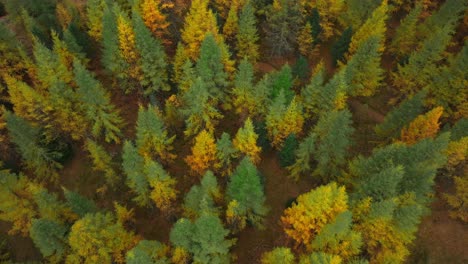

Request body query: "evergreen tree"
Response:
[300, 252, 343, 264]
[306, 0, 345, 40]
[67, 212, 138, 264]
[126, 240, 171, 264]
[5, 112, 62, 181]
[236, 3, 260, 63]
[86, 0, 106, 41]
[29, 218, 68, 260]
[215, 133, 239, 176]
[288, 134, 316, 180]
[63, 188, 98, 218]
[342, 0, 381, 30]
[264, 0, 301, 56]
[292, 55, 310, 82]
[196, 34, 229, 100]
[184, 171, 221, 218]
[185, 130, 218, 176]
[122, 141, 151, 206]
[231, 59, 256, 117]
[226, 157, 268, 230]
[29, 185, 76, 223]
[233, 118, 262, 164]
[301, 62, 326, 116]
[133, 11, 170, 96]
[170, 214, 234, 264]
[375, 91, 426, 140]
[279, 134, 298, 168]
[331, 27, 353, 65]
[261, 247, 295, 264]
[270, 64, 294, 102]
[135, 105, 176, 163]
[73, 59, 123, 143]
[345, 36, 384, 97]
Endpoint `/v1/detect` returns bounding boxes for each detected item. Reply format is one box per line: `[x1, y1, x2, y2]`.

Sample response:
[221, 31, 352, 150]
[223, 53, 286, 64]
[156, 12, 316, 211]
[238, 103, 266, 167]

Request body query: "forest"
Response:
[0, 0, 467, 263]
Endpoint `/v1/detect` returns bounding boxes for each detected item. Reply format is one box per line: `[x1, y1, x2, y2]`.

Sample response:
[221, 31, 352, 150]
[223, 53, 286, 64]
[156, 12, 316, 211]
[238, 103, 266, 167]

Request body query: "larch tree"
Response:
[265, 93, 304, 148]
[231, 59, 256, 117]
[233, 117, 262, 164]
[297, 22, 315, 58]
[236, 2, 260, 63]
[215, 133, 239, 177]
[172, 42, 190, 85]
[223, 2, 239, 44]
[139, 0, 173, 45]
[73, 59, 123, 143]
[288, 134, 316, 181]
[66, 212, 138, 264]
[445, 175, 468, 222]
[299, 252, 343, 264]
[264, 0, 302, 56]
[85, 139, 118, 186]
[281, 182, 349, 249]
[181, 78, 223, 137]
[311, 109, 354, 181]
[185, 130, 218, 176]
[122, 141, 151, 206]
[347, 0, 388, 57]
[375, 91, 426, 140]
[86, 0, 106, 41]
[29, 184, 77, 223]
[170, 214, 234, 264]
[183, 171, 221, 218]
[5, 112, 62, 181]
[63, 188, 98, 218]
[306, 0, 345, 40]
[133, 11, 170, 96]
[126, 240, 171, 264]
[0, 169, 37, 236]
[226, 157, 268, 231]
[301, 62, 326, 116]
[0, 23, 32, 86]
[29, 218, 68, 261]
[144, 159, 178, 213]
[135, 105, 176, 163]
[389, 3, 422, 59]
[344, 36, 384, 97]
[261, 247, 295, 264]
[196, 34, 229, 100]
[400, 107, 444, 145]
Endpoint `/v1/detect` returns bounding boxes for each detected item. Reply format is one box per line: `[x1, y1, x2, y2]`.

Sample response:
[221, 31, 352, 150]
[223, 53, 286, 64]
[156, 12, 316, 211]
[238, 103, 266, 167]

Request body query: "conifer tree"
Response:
[133, 11, 170, 96]
[0, 169, 37, 236]
[279, 134, 298, 168]
[231, 59, 256, 117]
[297, 22, 314, 58]
[185, 130, 218, 176]
[29, 184, 77, 223]
[172, 42, 190, 85]
[86, 0, 106, 41]
[223, 3, 239, 43]
[345, 36, 384, 97]
[184, 171, 221, 218]
[300, 252, 343, 264]
[312, 109, 354, 181]
[288, 134, 316, 180]
[347, 0, 388, 57]
[0, 23, 32, 86]
[400, 107, 443, 145]
[261, 247, 295, 264]
[181, 78, 223, 137]
[196, 34, 229, 99]
[126, 240, 171, 264]
[117, 9, 143, 86]
[67, 212, 138, 264]
[307, 0, 345, 40]
[301, 62, 326, 116]
[264, 0, 301, 56]
[215, 133, 239, 176]
[265, 93, 304, 148]
[135, 105, 176, 163]
[63, 188, 98, 218]
[331, 27, 353, 65]
[85, 139, 118, 185]
[445, 175, 468, 222]
[281, 182, 349, 249]
[30, 218, 68, 260]
[145, 159, 178, 213]
[122, 141, 151, 206]
[389, 3, 422, 59]
[73, 59, 123, 143]
[375, 91, 426, 140]
[139, 0, 173, 45]
[226, 157, 268, 231]
[5, 112, 62, 181]
[233, 118, 262, 164]
[170, 214, 234, 264]
[236, 3, 260, 63]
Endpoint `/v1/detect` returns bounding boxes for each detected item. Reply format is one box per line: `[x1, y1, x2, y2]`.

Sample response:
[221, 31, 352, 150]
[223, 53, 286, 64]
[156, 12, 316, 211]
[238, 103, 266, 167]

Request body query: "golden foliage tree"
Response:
[445, 175, 468, 222]
[139, 0, 173, 45]
[400, 107, 443, 145]
[117, 11, 143, 83]
[185, 130, 218, 176]
[297, 22, 316, 58]
[281, 182, 348, 249]
[85, 139, 117, 186]
[233, 118, 262, 164]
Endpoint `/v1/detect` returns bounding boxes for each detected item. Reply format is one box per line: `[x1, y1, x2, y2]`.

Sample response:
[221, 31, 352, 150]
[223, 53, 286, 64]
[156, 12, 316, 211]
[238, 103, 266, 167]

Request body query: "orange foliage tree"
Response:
[185, 130, 218, 176]
[139, 0, 173, 45]
[400, 107, 443, 145]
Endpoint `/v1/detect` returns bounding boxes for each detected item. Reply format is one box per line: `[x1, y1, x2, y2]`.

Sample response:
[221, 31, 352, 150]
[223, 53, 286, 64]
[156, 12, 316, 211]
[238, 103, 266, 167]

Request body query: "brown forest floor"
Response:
[1, 54, 467, 263]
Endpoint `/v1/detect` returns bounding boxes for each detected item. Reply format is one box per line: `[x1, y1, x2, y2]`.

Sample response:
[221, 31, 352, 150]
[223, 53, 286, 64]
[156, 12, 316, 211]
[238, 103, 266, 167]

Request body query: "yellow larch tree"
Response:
[117, 12, 143, 82]
[223, 2, 239, 43]
[302, 0, 345, 40]
[281, 182, 348, 249]
[400, 106, 443, 145]
[297, 22, 316, 58]
[185, 130, 218, 176]
[233, 117, 262, 164]
[86, 0, 106, 41]
[139, 0, 173, 45]
[266, 95, 304, 148]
